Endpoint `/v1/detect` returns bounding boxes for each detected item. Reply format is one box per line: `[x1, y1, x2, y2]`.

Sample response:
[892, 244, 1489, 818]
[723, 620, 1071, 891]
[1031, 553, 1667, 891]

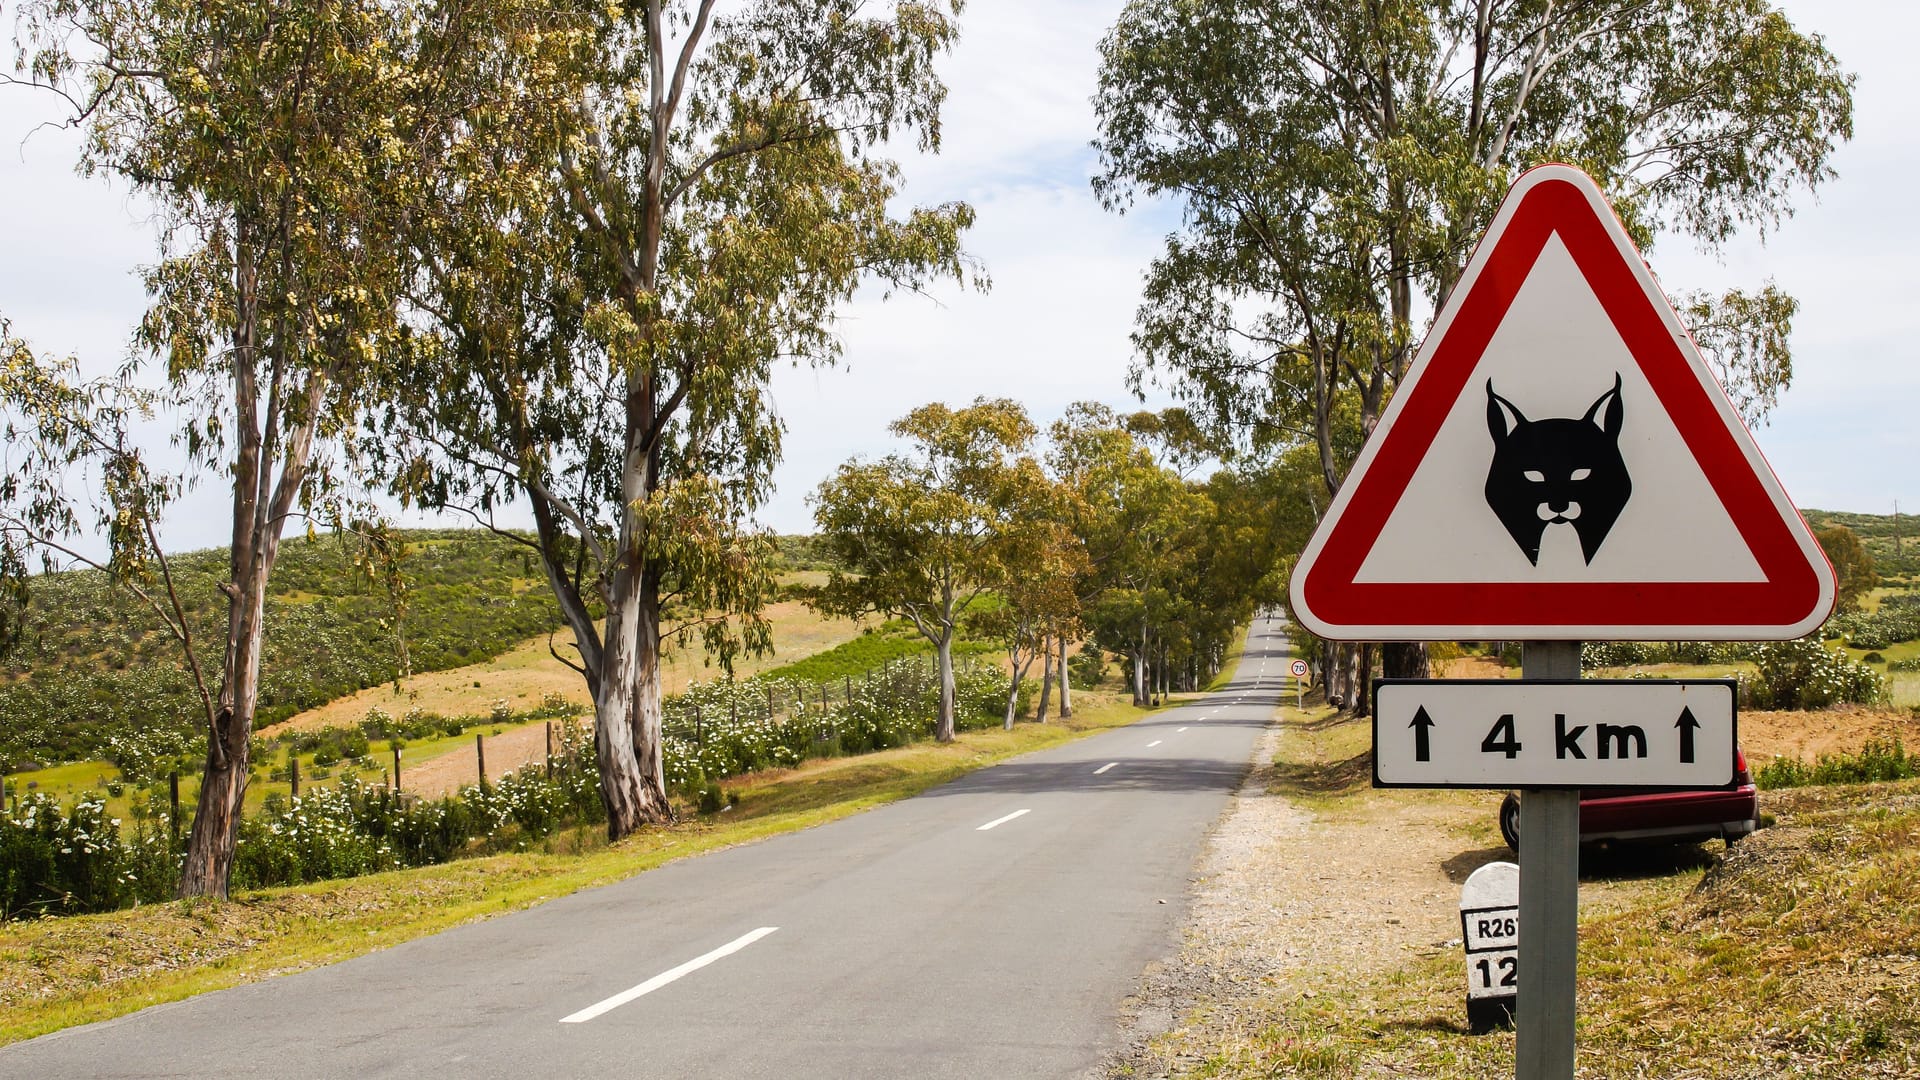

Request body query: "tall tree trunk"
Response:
[1044, 641, 1059, 718]
[1353, 644, 1375, 718]
[595, 561, 656, 839]
[177, 569, 266, 899]
[1057, 635, 1073, 717]
[177, 229, 269, 900]
[1382, 642, 1430, 680]
[935, 634, 957, 742]
[626, 570, 673, 824]
[1003, 646, 1036, 731]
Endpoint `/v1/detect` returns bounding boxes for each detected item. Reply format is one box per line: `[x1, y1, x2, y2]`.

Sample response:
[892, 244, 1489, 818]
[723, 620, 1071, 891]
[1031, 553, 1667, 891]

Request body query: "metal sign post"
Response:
[1517, 641, 1579, 1079]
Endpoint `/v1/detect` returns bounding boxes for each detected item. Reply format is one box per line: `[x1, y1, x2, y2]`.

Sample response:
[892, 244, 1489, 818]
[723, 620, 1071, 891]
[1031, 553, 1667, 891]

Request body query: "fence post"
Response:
[475, 733, 487, 786]
[845, 675, 852, 703]
[695, 703, 704, 747]
[546, 722, 554, 778]
[393, 745, 403, 791]
[767, 684, 776, 719]
[290, 756, 300, 799]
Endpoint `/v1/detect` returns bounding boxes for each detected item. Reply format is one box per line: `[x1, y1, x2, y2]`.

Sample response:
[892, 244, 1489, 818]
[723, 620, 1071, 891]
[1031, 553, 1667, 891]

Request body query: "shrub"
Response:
[1744, 637, 1884, 710]
[0, 795, 174, 919]
[1756, 740, 1915, 789]
[1069, 650, 1104, 689]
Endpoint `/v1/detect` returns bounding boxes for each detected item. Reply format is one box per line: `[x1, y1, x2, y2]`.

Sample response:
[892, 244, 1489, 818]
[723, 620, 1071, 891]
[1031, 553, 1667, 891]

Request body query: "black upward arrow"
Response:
[1675, 706, 1700, 764]
[1410, 706, 1434, 762]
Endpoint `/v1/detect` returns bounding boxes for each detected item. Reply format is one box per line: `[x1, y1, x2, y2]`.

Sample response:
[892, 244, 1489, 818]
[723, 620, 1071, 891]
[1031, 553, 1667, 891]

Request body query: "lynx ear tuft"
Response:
[1582, 373, 1625, 438]
[1486, 380, 1526, 441]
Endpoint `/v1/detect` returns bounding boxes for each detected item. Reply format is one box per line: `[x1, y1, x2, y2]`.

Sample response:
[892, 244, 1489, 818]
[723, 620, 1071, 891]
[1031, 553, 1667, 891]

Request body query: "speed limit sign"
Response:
[1289, 659, 1309, 679]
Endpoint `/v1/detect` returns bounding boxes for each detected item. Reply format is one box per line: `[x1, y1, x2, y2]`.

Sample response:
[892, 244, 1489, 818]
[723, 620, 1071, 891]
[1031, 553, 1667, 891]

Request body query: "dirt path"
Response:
[397, 721, 562, 799]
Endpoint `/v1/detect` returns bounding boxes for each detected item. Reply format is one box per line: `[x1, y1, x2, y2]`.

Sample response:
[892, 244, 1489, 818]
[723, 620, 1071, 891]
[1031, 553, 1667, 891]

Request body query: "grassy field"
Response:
[1172, 783, 1920, 1078]
[1124, 684, 1920, 1079]
[0, 687, 1167, 1046]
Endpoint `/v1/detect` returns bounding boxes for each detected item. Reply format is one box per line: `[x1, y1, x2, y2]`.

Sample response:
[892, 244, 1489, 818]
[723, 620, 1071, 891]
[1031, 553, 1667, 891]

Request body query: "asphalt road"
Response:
[3, 619, 1293, 1079]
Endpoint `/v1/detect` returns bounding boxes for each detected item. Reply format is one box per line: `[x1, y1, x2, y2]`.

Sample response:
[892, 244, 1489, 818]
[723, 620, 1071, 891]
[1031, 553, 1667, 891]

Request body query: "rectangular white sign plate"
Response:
[1373, 679, 1737, 789]
[1462, 905, 1518, 953]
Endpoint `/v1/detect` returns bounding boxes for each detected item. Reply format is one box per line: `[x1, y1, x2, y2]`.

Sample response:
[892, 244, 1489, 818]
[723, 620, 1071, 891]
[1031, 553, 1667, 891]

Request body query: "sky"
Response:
[0, 0, 1910, 555]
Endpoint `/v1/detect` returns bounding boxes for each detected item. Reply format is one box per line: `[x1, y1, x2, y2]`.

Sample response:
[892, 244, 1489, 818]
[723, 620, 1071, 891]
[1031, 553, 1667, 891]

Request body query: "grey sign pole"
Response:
[1516, 640, 1580, 1079]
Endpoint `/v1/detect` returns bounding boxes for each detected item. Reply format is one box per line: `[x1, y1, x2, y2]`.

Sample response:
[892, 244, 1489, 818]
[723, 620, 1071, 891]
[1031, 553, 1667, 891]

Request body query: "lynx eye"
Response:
[1523, 470, 1546, 483]
[1569, 468, 1592, 481]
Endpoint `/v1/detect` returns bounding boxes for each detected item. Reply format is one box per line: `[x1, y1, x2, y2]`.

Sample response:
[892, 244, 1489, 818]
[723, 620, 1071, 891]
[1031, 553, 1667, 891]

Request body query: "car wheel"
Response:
[1499, 793, 1521, 852]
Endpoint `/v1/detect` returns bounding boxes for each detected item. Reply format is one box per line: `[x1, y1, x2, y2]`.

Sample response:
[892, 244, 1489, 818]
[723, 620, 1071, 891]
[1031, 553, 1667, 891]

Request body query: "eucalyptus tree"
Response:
[1050, 404, 1212, 706]
[810, 398, 1038, 742]
[1095, 0, 1853, 679]
[388, 0, 978, 836]
[16, 0, 419, 896]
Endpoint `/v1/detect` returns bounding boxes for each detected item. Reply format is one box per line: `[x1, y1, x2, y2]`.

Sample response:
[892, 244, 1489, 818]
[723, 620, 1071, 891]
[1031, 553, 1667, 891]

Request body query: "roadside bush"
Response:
[1831, 594, 1920, 650]
[1744, 637, 1885, 710]
[1889, 657, 1920, 673]
[1755, 739, 1915, 789]
[0, 795, 173, 918]
[234, 785, 401, 888]
[1069, 650, 1104, 689]
[1582, 641, 1756, 671]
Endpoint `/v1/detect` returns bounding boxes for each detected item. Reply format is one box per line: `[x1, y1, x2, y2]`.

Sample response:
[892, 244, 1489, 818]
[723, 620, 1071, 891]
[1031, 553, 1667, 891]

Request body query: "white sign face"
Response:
[1374, 680, 1736, 788]
[1289, 659, 1309, 679]
[1289, 165, 1834, 641]
[1461, 862, 1519, 1003]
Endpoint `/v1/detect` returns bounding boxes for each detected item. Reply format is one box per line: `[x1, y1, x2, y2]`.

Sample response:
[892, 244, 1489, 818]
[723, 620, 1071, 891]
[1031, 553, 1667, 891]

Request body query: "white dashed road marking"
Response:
[560, 927, 779, 1023]
[1094, 762, 1118, 775]
[976, 809, 1032, 832]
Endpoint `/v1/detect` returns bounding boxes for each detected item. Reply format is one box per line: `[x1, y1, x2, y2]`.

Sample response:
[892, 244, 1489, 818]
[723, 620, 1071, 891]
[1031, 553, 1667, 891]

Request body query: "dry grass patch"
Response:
[264, 593, 872, 736]
[1146, 769, 1920, 1079]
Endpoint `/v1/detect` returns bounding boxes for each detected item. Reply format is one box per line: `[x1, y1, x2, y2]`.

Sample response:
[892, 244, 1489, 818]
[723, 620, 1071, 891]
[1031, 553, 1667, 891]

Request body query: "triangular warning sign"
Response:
[1290, 165, 1834, 641]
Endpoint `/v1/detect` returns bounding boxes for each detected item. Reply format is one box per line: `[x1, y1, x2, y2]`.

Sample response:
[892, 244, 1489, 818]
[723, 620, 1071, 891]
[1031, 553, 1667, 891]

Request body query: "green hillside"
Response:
[0, 530, 564, 770]
[1803, 507, 1919, 580]
[0, 530, 849, 772]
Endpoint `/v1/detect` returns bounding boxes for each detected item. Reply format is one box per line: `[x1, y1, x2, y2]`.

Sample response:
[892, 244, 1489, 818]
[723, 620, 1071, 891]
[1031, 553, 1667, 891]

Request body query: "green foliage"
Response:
[1093, 0, 1853, 478]
[1744, 637, 1884, 710]
[1831, 594, 1920, 651]
[771, 535, 847, 574]
[1069, 650, 1106, 690]
[759, 621, 996, 685]
[0, 530, 564, 770]
[1581, 641, 1756, 670]
[1756, 740, 1915, 789]
[1817, 525, 1878, 614]
[0, 795, 175, 919]
[661, 656, 1011, 788]
[1804, 508, 1920, 580]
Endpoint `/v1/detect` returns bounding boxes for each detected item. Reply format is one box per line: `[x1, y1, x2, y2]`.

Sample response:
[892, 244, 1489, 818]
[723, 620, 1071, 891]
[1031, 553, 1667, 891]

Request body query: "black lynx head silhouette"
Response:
[1484, 374, 1632, 565]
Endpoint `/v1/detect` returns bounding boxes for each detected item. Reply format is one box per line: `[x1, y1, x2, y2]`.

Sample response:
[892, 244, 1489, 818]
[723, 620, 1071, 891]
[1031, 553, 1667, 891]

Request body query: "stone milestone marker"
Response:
[1460, 861, 1519, 1033]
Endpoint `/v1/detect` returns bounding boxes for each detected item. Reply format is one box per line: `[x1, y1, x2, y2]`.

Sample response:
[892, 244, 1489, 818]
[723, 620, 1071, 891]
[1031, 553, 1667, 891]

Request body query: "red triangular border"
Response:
[1291, 167, 1833, 640]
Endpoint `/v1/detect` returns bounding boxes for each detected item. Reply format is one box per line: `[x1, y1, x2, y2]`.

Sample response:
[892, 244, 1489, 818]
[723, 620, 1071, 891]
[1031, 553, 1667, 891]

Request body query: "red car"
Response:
[1498, 747, 1759, 850]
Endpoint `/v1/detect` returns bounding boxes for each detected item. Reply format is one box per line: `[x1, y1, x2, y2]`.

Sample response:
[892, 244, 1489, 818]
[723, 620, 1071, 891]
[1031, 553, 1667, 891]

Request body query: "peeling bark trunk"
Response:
[626, 571, 673, 824]
[1057, 635, 1073, 717]
[594, 560, 654, 838]
[935, 634, 956, 742]
[1036, 649, 1053, 722]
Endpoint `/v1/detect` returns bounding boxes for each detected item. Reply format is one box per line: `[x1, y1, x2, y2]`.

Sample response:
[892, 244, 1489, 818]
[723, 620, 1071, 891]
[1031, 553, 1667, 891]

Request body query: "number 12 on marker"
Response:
[1469, 951, 1518, 998]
